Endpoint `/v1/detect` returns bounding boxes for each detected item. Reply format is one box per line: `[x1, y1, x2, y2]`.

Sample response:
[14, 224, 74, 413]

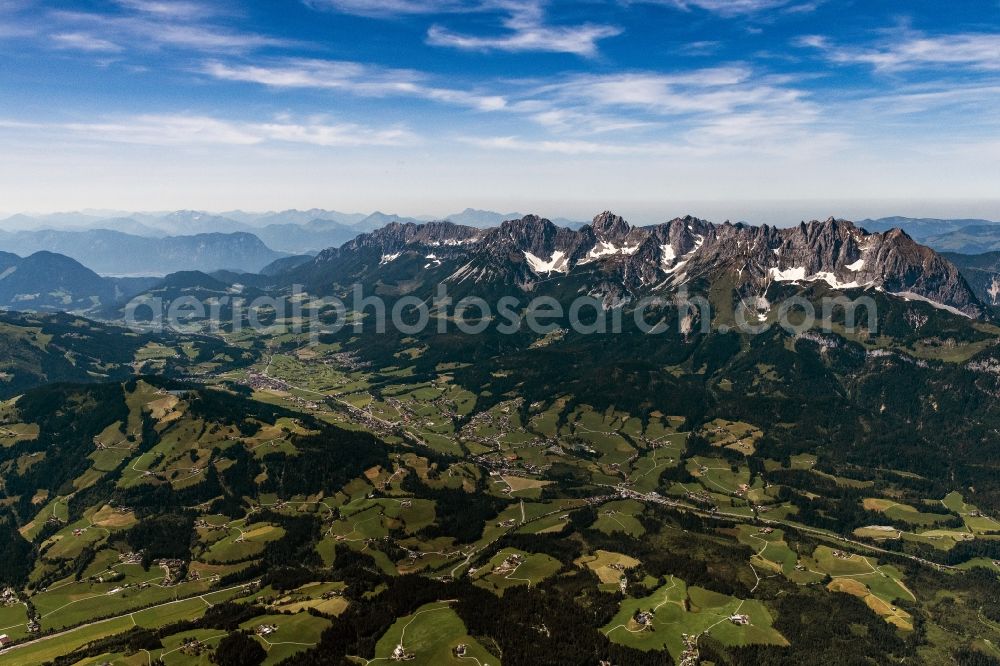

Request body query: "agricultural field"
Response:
[733, 525, 817, 584]
[591, 500, 646, 538]
[861, 498, 956, 527]
[471, 548, 562, 594]
[370, 602, 499, 665]
[2, 314, 1000, 666]
[253, 581, 349, 616]
[602, 577, 787, 659]
[238, 611, 331, 664]
[943, 492, 1000, 534]
[800, 546, 916, 630]
[3, 586, 249, 664]
[0, 422, 39, 447]
[575, 550, 641, 591]
[699, 419, 763, 455]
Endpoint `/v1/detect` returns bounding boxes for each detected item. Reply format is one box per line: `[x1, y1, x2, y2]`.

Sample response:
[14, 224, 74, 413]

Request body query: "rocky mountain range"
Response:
[0, 229, 286, 276]
[290, 212, 982, 317]
[0, 211, 986, 322]
[0, 208, 588, 252]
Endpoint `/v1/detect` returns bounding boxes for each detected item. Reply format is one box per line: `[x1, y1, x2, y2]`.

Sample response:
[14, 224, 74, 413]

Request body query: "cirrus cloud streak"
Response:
[0, 114, 418, 148]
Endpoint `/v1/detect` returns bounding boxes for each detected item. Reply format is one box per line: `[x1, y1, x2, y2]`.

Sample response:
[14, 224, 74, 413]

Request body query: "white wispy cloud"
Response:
[48, 2, 288, 54]
[533, 67, 813, 119]
[426, 1, 621, 56]
[113, 0, 216, 20]
[859, 83, 1000, 117]
[681, 109, 844, 152]
[203, 59, 508, 111]
[305, 0, 622, 57]
[525, 107, 654, 134]
[52, 32, 123, 53]
[460, 135, 683, 155]
[798, 31, 1000, 72]
[474, 63, 847, 155]
[0, 0, 39, 39]
[630, 0, 818, 17]
[655, 0, 790, 13]
[0, 114, 418, 148]
[200, 51, 835, 153]
[302, 0, 471, 17]
[460, 118, 844, 156]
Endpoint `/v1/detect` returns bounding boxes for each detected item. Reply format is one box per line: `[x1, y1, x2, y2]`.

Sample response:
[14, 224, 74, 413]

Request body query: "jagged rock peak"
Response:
[367, 220, 479, 244]
[500, 214, 549, 228]
[299, 211, 983, 318]
[799, 217, 862, 232]
[590, 211, 631, 238]
[494, 215, 560, 240]
[882, 226, 913, 241]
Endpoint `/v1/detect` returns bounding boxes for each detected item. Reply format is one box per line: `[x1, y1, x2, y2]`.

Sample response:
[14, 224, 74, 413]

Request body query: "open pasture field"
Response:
[592, 500, 646, 538]
[29, 567, 219, 632]
[327, 497, 436, 543]
[687, 456, 752, 496]
[854, 525, 904, 541]
[202, 521, 285, 563]
[602, 577, 786, 659]
[575, 550, 641, 589]
[263, 582, 349, 616]
[238, 611, 332, 665]
[0, 422, 39, 447]
[762, 453, 817, 474]
[799, 546, 916, 629]
[904, 529, 975, 550]
[516, 511, 571, 535]
[862, 498, 955, 527]
[734, 525, 805, 578]
[151, 629, 229, 666]
[497, 474, 551, 499]
[626, 447, 681, 493]
[0, 603, 29, 641]
[2, 586, 247, 663]
[1, 614, 138, 664]
[827, 577, 914, 630]
[942, 491, 1000, 533]
[472, 548, 562, 594]
[19, 497, 69, 541]
[370, 602, 499, 666]
[699, 419, 762, 455]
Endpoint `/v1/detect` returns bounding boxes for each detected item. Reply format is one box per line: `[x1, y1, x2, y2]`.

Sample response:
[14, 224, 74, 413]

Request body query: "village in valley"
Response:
[0, 326, 999, 665]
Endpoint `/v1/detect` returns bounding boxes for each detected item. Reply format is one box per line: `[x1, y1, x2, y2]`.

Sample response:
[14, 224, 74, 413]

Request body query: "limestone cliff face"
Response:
[294, 212, 983, 317]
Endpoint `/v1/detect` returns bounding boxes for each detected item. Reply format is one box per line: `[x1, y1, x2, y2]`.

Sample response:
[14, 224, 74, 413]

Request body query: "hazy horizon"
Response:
[1, 1, 997, 217]
[3, 199, 1000, 230]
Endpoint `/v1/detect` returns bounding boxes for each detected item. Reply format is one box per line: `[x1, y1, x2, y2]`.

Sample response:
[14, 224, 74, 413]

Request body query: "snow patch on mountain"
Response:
[660, 244, 676, 267]
[524, 250, 569, 275]
[769, 266, 807, 282]
[892, 291, 973, 318]
[583, 241, 640, 262]
[380, 252, 402, 265]
[846, 259, 865, 271]
[428, 238, 477, 247]
[810, 272, 863, 290]
[770, 267, 866, 289]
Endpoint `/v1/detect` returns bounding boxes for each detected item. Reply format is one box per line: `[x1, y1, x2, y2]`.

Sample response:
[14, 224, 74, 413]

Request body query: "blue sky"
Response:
[0, 0, 998, 223]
